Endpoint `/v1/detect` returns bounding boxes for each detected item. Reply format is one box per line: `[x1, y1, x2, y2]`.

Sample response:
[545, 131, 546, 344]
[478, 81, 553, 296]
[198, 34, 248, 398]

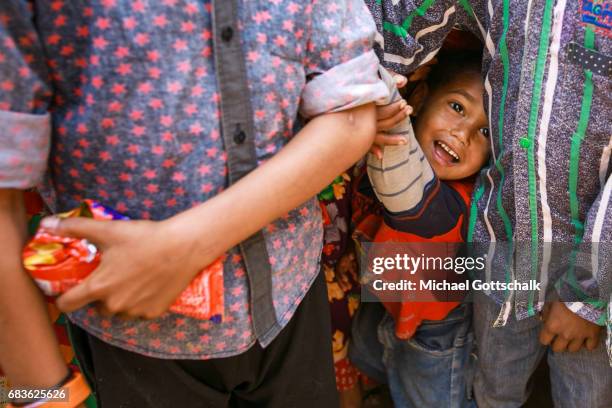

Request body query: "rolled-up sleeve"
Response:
[299, 0, 388, 119]
[0, 110, 50, 188]
[0, 1, 52, 188]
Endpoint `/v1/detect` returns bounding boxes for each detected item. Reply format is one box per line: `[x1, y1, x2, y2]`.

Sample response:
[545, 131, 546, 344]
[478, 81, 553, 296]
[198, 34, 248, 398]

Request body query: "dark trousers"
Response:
[68, 272, 338, 408]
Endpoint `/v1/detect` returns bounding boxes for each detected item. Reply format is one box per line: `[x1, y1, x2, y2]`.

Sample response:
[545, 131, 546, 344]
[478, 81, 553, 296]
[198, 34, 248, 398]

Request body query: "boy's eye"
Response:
[450, 102, 464, 114]
[480, 127, 490, 138]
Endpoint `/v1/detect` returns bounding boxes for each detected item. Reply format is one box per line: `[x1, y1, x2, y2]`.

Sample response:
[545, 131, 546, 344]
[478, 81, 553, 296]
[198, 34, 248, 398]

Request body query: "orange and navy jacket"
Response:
[354, 168, 474, 339]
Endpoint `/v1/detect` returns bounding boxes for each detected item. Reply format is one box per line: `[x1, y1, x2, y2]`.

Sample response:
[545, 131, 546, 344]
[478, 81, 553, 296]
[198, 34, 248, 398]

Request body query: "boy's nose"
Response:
[450, 126, 469, 146]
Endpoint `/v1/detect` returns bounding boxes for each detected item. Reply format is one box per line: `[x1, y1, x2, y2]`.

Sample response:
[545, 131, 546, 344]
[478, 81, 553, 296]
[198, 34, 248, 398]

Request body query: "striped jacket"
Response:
[365, 0, 611, 336]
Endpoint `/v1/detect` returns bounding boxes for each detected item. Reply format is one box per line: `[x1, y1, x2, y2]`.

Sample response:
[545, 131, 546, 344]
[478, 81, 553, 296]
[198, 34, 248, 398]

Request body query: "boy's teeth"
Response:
[437, 141, 459, 161]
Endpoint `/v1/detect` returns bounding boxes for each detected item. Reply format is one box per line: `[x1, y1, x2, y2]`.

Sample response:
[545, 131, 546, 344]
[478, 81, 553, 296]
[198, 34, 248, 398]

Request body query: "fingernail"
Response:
[40, 216, 60, 231]
[394, 75, 404, 84]
[400, 138, 408, 144]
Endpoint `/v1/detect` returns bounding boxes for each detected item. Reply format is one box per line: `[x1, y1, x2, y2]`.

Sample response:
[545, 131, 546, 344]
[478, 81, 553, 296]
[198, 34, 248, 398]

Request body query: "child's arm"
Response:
[367, 68, 436, 214]
[49, 0, 389, 317]
[48, 103, 377, 316]
[0, 190, 70, 388]
[0, 5, 70, 388]
[367, 68, 470, 241]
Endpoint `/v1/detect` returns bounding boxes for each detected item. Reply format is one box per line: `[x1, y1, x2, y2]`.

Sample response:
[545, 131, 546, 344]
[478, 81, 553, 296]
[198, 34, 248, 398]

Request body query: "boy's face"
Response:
[413, 72, 490, 181]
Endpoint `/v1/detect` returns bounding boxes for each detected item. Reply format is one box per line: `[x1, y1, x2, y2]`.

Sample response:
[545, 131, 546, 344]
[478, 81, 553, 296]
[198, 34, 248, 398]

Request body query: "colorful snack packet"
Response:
[23, 199, 224, 322]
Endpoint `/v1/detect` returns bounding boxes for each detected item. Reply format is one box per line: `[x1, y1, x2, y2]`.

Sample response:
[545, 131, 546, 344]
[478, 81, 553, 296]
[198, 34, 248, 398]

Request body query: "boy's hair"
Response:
[426, 51, 483, 93]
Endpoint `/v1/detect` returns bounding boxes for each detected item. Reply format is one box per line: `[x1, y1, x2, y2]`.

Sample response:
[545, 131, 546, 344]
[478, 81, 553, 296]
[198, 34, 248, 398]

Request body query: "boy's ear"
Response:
[406, 82, 429, 116]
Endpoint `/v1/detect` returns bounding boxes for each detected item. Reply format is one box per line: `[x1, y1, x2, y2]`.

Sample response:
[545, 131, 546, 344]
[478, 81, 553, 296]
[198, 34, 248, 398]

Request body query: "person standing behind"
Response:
[0, 1, 388, 406]
[365, 1, 611, 406]
[350, 52, 490, 407]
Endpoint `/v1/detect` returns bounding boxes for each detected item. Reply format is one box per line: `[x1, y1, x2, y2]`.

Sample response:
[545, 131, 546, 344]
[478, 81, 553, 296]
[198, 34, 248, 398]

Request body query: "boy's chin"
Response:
[433, 165, 469, 181]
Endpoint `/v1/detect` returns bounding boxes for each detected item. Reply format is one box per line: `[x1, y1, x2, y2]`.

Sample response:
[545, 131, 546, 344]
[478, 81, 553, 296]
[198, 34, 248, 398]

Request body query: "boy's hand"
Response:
[377, 99, 413, 132]
[371, 96, 412, 160]
[539, 301, 602, 352]
[370, 67, 429, 160]
[44, 216, 208, 319]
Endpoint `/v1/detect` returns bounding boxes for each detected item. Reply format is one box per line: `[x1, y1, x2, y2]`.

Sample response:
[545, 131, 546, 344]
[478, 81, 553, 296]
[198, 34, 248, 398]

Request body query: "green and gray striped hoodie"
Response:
[366, 0, 611, 361]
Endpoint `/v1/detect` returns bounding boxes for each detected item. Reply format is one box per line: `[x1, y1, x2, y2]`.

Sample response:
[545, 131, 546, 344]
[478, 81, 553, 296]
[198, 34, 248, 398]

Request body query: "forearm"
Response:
[0, 189, 68, 387]
[169, 103, 376, 262]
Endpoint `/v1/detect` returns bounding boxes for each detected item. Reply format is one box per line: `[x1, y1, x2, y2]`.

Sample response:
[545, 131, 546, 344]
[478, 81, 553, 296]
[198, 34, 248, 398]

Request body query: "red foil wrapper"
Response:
[23, 200, 224, 322]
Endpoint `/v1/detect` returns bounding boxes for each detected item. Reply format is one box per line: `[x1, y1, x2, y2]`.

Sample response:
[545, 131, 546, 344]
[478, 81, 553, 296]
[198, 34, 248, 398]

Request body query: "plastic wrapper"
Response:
[23, 199, 223, 322]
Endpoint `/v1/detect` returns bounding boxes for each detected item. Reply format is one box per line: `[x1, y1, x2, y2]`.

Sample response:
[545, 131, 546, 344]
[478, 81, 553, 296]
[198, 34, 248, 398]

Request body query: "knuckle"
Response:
[144, 310, 161, 320]
[558, 334, 571, 342]
[86, 278, 107, 296]
[124, 309, 141, 319]
[545, 320, 560, 332]
[105, 300, 122, 315]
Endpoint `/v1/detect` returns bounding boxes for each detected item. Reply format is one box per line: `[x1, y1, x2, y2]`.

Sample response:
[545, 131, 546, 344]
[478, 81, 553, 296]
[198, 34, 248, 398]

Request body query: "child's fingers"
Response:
[393, 74, 408, 88]
[585, 335, 599, 351]
[373, 134, 408, 147]
[369, 133, 407, 159]
[567, 338, 585, 353]
[551, 336, 569, 353]
[377, 105, 412, 131]
[385, 69, 408, 88]
[538, 326, 555, 346]
[377, 100, 406, 121]
[369, 145, 383, 160]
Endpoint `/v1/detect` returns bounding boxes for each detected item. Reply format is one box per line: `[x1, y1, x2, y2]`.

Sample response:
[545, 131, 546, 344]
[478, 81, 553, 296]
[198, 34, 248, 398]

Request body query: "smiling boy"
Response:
[366, 0, 612, 406]
[414, 69, 490, 181]
[350, 52, 489, 407]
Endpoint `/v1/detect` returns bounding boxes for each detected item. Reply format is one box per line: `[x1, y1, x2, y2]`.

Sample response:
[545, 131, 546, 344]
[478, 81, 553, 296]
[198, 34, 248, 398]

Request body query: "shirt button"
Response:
[221, 26, 233, 42]
[234, 129, 246, 144]
[519, 137, 531, 149]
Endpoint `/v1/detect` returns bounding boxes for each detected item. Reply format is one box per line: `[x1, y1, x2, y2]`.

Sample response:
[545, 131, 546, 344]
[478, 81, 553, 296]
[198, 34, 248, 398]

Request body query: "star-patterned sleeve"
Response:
[0, 2, 52, 189]
[0, 1, 51, 189]
[299, 0, 388, 119]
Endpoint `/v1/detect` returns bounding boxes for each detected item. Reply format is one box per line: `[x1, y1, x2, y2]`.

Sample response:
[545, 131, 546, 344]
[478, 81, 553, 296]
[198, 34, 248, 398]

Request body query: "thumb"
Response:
[56, 277, 100, 313]
[393, 74, 408, 89]
[40, 216, 114, 247]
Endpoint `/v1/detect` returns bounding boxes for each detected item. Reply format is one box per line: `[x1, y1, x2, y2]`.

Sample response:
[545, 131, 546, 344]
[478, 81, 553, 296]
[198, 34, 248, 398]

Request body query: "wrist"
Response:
[162, 211, 224, 269]
[7, 369, 91, 408]
[9, 369, 71, 407]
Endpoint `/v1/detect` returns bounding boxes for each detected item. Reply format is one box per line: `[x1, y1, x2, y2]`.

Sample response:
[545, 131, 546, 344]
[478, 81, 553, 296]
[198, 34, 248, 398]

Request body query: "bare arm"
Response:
[0, 190, 69, 387]
[174, 104, 377, 258]
[52, 103, 377, 316]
